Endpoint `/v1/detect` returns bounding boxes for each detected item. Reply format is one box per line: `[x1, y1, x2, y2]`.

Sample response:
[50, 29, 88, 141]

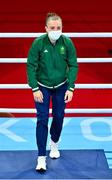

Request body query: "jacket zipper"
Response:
[52, 45, 57, 87]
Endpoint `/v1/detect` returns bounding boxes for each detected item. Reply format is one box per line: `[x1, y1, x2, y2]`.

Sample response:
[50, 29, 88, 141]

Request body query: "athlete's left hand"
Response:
[64, 90, 73, 103]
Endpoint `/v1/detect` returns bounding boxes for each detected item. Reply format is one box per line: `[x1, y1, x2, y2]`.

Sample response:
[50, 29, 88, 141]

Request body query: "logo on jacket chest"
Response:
[60, 46, 65, 54]
[44, 49, 48, 53]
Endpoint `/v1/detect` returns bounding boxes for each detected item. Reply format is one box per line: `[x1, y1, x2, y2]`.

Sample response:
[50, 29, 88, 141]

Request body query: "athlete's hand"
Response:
[33, 90, 43, 103]
[64, 90, 73, 103]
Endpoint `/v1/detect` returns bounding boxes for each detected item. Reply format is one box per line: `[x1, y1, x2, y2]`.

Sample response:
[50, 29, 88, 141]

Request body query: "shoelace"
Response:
[38, 156, 46, 164]
[51, 142, 58, 151]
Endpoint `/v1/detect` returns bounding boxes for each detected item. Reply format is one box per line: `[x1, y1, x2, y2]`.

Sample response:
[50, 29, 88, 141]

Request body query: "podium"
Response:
[0, 150, 112, 179]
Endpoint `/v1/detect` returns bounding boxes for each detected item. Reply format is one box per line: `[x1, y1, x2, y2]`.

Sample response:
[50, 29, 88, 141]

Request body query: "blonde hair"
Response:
[46, 12, 62, 25]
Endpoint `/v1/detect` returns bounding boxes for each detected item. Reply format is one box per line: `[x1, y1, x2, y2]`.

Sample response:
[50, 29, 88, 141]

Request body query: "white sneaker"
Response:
[49, 140, 60, 159]
[36, 156, 46, 171]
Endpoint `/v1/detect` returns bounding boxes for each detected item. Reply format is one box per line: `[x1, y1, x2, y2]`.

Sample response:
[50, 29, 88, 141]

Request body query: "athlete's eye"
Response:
[50, 26, 55, 30]
[57, 26, 61, 30]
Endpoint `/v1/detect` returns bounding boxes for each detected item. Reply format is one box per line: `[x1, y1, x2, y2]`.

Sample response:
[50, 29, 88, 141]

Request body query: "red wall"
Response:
[0, 0, 112, 117]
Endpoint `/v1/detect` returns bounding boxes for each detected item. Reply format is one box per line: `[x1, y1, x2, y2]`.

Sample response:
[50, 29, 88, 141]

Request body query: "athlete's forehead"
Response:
[47, 19, 62, 27]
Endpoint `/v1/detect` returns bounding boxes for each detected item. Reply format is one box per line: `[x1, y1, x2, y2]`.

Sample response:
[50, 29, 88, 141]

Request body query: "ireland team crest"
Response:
[60, 46, 65, 54]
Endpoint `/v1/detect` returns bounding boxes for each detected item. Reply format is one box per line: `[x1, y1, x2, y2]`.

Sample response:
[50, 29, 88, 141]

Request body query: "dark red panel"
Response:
[0, 63, 112, 84]
[0, 38, 112, 58]
[0, 64, 27, 83]
[0, 89, 112, 108]
[77, 63, 112, 83]
[0, 0, 112, 32]
[0, 0, 112, 117]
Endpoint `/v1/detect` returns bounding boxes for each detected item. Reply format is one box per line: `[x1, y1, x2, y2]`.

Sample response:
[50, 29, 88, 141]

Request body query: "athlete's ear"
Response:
[45, 26, 48, 33]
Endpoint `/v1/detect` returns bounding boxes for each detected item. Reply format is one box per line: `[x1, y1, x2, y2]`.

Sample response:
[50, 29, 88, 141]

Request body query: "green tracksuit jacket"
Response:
[27, 34, 78, 92]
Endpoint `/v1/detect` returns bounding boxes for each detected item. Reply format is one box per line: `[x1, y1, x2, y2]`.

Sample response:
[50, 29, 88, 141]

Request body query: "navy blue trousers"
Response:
[35, 82, 67, 156]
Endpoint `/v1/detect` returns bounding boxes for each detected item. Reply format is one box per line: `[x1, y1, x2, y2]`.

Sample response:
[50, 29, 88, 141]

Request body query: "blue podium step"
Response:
[0, 150, 112, 179]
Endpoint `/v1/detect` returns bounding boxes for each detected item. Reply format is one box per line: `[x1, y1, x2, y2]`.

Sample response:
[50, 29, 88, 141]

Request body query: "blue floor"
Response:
[0, 117, 112, 169]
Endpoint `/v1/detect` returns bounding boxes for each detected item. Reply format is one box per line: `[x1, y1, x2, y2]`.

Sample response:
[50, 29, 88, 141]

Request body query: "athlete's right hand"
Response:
[33, 90, 43, 103]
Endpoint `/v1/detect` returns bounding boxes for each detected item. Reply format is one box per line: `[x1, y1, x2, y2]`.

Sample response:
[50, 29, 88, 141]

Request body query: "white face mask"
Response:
[48, 30, 62, 41]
